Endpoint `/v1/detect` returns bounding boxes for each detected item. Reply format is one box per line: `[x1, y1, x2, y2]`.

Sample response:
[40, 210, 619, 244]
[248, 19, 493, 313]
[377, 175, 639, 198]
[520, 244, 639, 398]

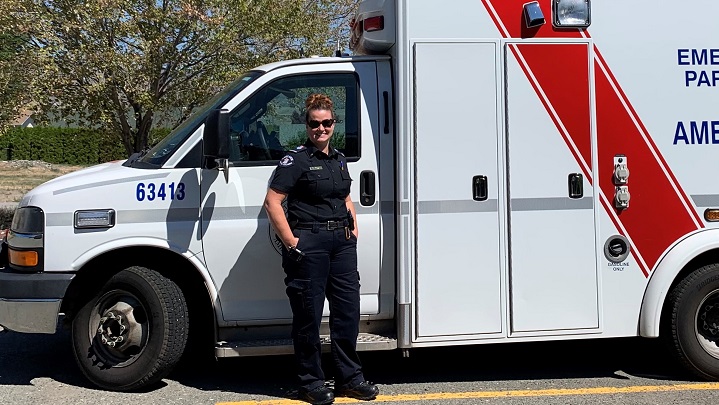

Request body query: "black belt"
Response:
[292, 220, 348, 230]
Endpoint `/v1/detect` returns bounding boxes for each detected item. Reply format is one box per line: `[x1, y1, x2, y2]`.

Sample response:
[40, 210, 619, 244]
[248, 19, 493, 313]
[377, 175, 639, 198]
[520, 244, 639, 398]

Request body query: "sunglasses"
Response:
[307, 119, 335, 129]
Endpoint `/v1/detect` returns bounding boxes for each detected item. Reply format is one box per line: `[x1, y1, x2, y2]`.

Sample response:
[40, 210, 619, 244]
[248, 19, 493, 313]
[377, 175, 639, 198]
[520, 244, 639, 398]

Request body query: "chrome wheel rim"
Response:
[88, 289, 149, 367]
[695, 289, 719, 359]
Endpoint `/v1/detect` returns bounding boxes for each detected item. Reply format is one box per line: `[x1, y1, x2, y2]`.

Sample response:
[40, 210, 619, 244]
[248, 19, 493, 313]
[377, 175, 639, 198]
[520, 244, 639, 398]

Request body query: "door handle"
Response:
[568, 173, 583, 199]
[360, 170, 376, 206]
[472, 175, 488, 201]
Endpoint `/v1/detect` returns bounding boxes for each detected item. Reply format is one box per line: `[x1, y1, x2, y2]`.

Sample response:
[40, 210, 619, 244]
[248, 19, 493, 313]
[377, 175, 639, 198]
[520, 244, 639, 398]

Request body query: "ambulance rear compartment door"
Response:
[413, 41, 504, 339]
[505, 42, 599, 334]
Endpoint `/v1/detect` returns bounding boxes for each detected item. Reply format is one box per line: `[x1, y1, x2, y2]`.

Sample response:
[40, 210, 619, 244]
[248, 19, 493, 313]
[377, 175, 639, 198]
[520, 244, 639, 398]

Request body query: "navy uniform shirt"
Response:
[269, 141, 353, 223]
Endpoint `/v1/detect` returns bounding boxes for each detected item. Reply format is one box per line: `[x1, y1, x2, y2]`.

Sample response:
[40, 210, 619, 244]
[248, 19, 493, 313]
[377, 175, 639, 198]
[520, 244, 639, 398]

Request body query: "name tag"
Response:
[309, 166, 323, 171]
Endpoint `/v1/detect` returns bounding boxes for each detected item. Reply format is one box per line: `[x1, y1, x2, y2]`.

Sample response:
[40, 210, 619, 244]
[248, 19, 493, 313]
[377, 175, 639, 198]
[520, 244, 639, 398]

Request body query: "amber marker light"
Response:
[9, 248, 39, 267]
[705, 209, 719, 222]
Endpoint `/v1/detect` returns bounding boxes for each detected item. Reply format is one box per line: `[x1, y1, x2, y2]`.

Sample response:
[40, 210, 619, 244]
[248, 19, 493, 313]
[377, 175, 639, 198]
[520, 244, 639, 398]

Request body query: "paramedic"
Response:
[263, 93, 379, 405]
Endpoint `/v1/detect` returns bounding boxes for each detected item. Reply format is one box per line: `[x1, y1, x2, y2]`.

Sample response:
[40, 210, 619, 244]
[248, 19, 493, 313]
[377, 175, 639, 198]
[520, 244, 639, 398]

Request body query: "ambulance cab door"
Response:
[200, 62, 383, 322]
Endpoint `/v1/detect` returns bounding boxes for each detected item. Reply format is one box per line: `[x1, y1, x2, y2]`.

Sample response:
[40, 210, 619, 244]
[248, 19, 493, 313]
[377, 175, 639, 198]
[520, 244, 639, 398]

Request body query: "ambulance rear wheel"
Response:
[665, 263, 719, 380]
[71, 266, 189, 391]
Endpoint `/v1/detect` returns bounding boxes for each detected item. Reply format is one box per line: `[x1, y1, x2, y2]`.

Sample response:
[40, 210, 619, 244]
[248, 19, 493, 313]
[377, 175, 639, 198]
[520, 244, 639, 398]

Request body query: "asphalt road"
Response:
[2, 326, 719, 405]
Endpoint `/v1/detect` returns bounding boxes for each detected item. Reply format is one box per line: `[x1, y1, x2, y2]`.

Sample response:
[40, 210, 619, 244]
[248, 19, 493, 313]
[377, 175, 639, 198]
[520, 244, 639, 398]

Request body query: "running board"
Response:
[215, 332, 397, 358]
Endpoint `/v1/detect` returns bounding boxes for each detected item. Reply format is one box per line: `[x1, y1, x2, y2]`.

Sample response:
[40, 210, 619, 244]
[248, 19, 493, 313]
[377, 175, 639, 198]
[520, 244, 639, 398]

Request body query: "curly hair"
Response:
[304, 93, 335, 122]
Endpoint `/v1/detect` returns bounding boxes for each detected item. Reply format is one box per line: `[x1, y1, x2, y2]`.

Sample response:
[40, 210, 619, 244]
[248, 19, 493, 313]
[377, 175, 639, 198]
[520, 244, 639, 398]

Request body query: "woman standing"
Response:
[264, 94, 378, 405]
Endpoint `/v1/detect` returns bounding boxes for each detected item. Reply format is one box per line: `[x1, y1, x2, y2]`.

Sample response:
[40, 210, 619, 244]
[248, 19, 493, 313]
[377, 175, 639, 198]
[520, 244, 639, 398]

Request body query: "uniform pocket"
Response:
[339, 167, 353, 196]
[286, 278, 311, 293]
[283, 228, 305, 268]
[285, 278, 315, 343]
[292, 228, 304, 250]
[309, 170, 331, 195]
[285, 278, 313, 311]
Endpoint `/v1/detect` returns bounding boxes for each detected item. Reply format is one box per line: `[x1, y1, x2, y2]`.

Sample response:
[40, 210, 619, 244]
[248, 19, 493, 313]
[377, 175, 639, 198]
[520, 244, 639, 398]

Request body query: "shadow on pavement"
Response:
[0, 323, 694, 398]
[167, 336, 694, 398]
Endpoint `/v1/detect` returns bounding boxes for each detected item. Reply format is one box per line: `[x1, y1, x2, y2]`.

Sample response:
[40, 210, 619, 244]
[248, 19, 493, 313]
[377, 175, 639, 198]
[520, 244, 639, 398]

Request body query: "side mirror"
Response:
[203, 109, 230, 159]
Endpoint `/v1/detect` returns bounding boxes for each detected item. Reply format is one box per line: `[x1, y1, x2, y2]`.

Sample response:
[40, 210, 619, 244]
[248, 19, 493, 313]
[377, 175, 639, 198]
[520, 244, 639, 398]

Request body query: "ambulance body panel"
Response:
[3, 0, 719, 391]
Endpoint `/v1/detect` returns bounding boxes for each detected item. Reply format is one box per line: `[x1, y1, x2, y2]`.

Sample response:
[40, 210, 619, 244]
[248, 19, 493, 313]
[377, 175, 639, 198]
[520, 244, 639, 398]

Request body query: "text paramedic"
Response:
[678, 48, 719, 87]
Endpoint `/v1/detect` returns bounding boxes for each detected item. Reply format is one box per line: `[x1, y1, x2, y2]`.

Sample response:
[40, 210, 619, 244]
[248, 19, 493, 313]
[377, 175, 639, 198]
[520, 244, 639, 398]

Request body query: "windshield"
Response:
[134, 71, 263, 167]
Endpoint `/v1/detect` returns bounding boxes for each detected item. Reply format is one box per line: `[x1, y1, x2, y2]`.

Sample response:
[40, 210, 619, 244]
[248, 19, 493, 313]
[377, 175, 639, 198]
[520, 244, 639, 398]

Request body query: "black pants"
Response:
[283, 226, 364, 391]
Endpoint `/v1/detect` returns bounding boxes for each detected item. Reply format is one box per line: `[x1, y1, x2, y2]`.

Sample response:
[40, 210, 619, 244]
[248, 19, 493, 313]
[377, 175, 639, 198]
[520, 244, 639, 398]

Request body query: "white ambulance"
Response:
[2, 0, 719, 391]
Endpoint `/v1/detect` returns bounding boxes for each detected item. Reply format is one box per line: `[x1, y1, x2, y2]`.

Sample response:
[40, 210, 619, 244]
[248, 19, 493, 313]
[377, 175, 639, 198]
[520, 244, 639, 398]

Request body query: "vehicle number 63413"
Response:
[136, 182, 186, 201]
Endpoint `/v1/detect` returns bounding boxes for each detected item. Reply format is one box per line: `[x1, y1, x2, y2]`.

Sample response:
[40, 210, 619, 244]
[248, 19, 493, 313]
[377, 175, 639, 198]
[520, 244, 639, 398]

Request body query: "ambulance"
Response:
[2, 0, 719, 392]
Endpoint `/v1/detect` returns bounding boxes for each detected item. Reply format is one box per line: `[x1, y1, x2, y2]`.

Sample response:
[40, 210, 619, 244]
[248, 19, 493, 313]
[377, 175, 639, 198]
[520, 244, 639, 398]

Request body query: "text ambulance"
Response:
[2, 0, 719, 391]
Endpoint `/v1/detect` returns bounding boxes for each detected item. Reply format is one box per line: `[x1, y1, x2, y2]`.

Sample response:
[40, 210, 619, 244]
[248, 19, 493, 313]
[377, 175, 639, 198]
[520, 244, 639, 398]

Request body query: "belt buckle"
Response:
[326, 221, 333, 230]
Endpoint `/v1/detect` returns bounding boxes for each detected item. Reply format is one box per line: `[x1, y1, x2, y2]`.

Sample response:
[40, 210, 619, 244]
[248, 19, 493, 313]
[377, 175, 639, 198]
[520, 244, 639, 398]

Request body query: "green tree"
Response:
[0, 34, 22, 127]
[7, 0, 357, 156]
[0, 16, 38, 130]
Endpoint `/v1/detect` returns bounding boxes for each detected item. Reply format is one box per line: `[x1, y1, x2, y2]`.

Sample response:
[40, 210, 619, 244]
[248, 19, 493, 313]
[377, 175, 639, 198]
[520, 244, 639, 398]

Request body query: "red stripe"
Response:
[594, 64, 699, 272]
[593, 49, 704, 227]
[481, 0, 582, 39]
[512, 43, 592, 170]
[482, 0, 702, 274]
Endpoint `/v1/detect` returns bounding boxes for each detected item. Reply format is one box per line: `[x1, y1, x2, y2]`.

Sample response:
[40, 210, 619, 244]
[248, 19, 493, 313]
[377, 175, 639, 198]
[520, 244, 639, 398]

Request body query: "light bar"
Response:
[75, 209, 116, 229]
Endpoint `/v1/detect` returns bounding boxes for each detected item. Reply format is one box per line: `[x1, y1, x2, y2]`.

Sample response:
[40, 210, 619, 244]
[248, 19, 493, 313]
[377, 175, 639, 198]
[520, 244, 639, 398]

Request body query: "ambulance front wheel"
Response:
[71, 266, 189, 391]
[665, 263, 719, 380]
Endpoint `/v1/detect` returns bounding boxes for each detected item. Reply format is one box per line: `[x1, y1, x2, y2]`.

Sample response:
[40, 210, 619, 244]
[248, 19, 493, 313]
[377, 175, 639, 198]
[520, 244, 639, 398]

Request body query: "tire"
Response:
[71, 266, 189, 391]
[665, 263, 719, 380]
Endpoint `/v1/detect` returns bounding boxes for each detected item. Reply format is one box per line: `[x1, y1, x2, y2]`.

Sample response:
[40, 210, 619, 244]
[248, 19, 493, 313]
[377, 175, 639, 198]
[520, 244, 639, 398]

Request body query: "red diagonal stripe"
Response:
[482, 0, 703, 275]
[512, 43, 592, 170]
[593, 49, 704, 228]
[594, 57, 701, 271]
[482, 0, 582, 40]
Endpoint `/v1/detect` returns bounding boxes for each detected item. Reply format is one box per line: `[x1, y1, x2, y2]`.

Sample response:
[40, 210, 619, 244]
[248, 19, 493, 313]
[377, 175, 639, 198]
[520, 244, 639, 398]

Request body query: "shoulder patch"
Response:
[278, 155, 294, 167]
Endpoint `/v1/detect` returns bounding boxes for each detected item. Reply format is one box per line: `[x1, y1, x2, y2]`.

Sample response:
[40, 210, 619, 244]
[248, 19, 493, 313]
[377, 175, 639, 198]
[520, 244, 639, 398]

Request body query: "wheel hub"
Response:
[695, 291, 719, 361]
[95, 301, 143, 351]
[701, 304, 719, 336]
[97, 311, 126, 347]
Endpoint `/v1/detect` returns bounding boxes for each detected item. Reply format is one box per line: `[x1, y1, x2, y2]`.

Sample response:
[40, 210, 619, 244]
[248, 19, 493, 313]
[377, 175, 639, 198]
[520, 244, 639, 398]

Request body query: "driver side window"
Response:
[228, 73, 360, 165]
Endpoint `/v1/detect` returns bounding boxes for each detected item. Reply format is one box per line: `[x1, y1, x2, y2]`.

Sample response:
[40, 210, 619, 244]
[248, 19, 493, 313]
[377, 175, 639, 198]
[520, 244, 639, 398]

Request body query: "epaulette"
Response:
[289, 145, 307, 153]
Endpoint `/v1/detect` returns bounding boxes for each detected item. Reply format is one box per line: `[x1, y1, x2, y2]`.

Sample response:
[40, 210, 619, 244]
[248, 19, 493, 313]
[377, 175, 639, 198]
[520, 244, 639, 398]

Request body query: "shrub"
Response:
[0, 127, 174, 165]
[0, 206, 14, 230]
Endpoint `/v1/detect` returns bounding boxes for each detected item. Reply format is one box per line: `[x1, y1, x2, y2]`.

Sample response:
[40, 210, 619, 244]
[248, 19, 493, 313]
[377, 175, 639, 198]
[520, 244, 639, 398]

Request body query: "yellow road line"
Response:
[217, 383, 719, 405]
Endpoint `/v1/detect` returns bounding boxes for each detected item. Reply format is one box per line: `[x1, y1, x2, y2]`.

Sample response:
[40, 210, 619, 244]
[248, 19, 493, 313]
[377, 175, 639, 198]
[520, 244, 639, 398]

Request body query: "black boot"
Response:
[298, 385, 335, 405]
[335, 381, 379, 400]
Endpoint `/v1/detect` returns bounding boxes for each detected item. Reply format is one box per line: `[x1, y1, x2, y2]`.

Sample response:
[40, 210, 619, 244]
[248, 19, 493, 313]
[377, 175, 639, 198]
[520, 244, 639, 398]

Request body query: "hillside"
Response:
[0, 160, 84, 204]
[0, 160, 85, 229]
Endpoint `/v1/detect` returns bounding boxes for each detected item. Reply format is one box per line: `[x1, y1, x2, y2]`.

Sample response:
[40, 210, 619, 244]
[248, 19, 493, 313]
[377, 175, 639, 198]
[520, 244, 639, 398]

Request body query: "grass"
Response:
[0, 160, 85, 229]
